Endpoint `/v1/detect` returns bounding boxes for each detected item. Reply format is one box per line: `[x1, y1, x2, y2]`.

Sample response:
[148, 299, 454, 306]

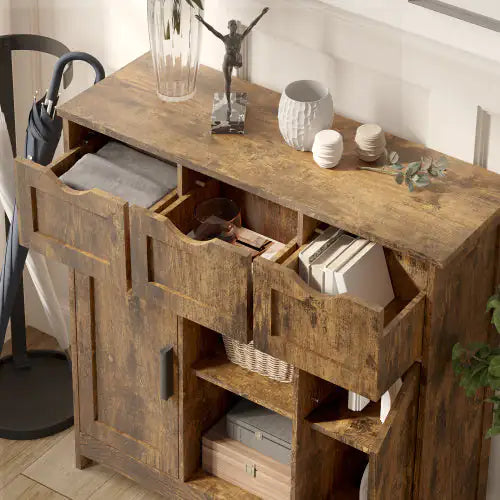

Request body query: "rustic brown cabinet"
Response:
[15, 54, 500, 499]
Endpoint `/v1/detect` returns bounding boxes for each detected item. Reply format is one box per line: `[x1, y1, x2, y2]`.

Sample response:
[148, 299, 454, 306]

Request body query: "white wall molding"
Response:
[410, 0, 500, 32]
[474, 106, 491, 168]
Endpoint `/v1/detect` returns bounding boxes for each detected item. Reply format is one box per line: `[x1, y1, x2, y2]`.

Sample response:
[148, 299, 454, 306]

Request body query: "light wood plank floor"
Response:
[0, 329, 162, 500]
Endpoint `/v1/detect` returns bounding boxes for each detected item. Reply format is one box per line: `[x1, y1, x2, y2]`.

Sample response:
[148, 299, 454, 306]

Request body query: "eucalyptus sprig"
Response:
[164, 0, 204, 40]
[360, 151, 447, 192]
[453, 286, 500, 438]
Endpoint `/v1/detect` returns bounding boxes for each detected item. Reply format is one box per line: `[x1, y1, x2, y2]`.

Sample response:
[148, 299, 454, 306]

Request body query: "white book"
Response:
[335, 242, 394, 308]
[309, 234, 354, 291]
[323, 238, 370, 295]
[298, 226, 341, 282]
[348, 392, 370, 412]
[380, 378, 403, 423]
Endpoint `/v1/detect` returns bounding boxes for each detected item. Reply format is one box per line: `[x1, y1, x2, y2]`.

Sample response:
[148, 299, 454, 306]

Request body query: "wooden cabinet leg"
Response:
[69, 269, 93, 471]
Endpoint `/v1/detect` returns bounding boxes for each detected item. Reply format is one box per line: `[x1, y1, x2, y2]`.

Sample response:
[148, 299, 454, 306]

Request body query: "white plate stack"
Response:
[355, 124, 386, 162]
[312, 130, 343, 169]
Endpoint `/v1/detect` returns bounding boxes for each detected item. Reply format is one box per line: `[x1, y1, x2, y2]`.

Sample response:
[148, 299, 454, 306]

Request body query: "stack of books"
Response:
[299, 227, 395, 412]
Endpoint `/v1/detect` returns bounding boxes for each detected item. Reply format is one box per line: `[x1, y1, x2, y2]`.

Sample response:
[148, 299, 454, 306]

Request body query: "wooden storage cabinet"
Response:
[18, 55, 497, 499]
[253, 247, 426, 400]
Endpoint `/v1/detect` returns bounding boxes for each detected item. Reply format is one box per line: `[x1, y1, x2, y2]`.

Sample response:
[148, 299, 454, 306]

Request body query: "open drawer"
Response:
[15, 136, 131, 289]
[253, 245, 425, 401]
[130, 181, 298, 343]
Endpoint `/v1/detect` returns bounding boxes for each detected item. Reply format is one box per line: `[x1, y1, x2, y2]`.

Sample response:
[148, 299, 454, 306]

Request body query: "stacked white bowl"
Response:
[312, 130, 344, 169]
[355, 124, 386, 162]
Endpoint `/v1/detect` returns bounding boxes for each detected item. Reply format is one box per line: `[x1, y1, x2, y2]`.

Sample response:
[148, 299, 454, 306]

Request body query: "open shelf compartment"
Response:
[306, 364, 421, 499]
[193, 354, 295, 419]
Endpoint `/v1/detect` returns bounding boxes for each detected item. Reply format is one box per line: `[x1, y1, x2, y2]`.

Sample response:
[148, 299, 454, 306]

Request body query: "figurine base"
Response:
[211, 92, 248, 134]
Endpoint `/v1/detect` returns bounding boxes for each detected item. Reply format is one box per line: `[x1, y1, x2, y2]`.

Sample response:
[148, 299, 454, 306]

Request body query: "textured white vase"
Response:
[278, 80, 334, 151]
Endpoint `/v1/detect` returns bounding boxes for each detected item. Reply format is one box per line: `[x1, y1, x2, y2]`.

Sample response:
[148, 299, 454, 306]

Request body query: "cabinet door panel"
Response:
[75, 273, 178, 476]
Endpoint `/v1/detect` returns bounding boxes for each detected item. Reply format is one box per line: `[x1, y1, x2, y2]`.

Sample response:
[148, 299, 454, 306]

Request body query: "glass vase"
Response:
[147, 0, 202, 102]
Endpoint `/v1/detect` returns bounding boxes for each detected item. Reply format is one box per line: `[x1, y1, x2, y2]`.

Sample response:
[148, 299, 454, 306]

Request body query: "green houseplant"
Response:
[453, 286, 500, 437]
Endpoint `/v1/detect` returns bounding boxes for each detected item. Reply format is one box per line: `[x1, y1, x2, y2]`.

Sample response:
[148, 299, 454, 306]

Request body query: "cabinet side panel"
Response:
[416, 218, 499, 499]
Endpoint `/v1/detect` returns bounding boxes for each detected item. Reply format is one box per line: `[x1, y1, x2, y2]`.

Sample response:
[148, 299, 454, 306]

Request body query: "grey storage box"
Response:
[226, 399, 292, 465]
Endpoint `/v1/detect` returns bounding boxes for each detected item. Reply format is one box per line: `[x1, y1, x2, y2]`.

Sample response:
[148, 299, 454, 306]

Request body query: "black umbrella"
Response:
[0, 52, 105, 440]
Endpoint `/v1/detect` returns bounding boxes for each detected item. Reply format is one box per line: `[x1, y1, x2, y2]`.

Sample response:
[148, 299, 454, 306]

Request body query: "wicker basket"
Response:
[222, 335, 295, 383]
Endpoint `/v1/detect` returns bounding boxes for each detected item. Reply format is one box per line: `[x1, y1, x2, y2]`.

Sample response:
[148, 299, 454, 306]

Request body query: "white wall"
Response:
[11, 0, 500, 495]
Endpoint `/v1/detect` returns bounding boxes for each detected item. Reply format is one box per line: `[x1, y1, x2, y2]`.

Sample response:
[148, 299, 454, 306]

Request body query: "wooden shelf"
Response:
[307, 394, 382, 455]
[193, 355, 295, 419]
[187, 469, 259, 499]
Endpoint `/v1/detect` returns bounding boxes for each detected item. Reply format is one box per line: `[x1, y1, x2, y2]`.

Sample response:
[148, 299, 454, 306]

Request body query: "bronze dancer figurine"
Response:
[196, 8, 269, 112]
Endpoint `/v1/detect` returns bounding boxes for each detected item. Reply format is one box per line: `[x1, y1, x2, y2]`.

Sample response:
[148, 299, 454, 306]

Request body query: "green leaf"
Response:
[391, 163, 404, 170]
[435, 156, 448, 169]
[389, 151, 399, 164]
[489, 356, 500, 378]
[395, 172, 404, 185]
[188, 0, 204, 9]
[489, 377, 500, 390]
[407, 162, 421, 177]
[486, 425, 500, 439]
[486, 297, 500, 312]
[452, 343, 466, 361]
[493, 308, 500, 333]
[407, 180, 415, 192]
[411, 173, 430, 188]
[421, 156, 432, 171]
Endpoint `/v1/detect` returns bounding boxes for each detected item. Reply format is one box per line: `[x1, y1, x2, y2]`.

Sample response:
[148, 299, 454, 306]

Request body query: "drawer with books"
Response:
[15, 133, 179, 290]
[130, 181, 297, 342]
[253, 227, 426, 401]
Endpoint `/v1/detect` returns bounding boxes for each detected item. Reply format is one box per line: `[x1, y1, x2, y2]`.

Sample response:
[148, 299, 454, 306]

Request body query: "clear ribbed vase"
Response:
[147, 0, 202, 102]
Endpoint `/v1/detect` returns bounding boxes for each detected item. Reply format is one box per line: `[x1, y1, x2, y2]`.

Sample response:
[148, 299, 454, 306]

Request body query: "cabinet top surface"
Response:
[58, 53, 500, 267]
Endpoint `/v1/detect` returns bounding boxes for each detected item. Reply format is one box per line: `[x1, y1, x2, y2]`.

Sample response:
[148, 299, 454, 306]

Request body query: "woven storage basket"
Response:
[222, 335, 295, 383]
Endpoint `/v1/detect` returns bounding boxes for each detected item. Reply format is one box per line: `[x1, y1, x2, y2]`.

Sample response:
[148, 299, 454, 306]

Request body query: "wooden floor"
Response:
[0, 329, 162, 500]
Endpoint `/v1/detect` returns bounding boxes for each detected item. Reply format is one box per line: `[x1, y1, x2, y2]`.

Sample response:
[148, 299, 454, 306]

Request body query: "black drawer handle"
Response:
[160, 345, 174, 401]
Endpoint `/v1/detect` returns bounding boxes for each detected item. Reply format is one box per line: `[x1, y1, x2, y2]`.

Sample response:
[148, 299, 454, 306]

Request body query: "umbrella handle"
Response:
[46, 52, 105, 111]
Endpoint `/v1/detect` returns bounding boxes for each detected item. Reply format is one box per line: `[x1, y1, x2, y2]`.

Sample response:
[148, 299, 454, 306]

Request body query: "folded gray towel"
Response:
[60, 142, 177, 208]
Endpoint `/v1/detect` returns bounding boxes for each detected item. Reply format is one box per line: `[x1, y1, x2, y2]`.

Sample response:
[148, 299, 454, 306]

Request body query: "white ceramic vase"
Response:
[278, 80, 334, 151]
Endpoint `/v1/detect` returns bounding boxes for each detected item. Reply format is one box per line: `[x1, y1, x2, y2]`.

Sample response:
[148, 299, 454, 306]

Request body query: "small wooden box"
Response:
[202, 421, 291, 500]
[226, 399, 292, 465]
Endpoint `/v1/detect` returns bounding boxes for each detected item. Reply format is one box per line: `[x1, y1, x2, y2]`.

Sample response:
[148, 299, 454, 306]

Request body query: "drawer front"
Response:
[130, 206, 253, 343]
[253, 257, 424, 401]
[16, 150, 128, 289]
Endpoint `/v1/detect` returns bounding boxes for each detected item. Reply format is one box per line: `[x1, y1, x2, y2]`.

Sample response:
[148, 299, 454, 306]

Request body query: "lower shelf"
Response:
[193, 355, 295, 419]
[307, 390, 382, 454]
[186, 468, 260, 499]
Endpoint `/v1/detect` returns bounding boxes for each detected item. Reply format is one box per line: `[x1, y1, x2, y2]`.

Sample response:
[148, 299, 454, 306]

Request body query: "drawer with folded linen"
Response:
[253, 227, 426, 401]
[130, 182, 298, 343]
[15, 135, 178, 288]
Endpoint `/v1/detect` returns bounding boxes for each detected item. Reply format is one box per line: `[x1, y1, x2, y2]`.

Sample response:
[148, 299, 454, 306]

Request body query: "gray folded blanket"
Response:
[60, 141, 177, 208]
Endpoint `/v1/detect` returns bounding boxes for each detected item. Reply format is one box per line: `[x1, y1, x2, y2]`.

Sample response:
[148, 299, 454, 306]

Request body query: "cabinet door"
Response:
[74, 273, 178, 477]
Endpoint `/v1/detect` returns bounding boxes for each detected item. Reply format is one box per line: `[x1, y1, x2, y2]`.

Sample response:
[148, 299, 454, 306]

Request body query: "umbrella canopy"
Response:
[25, 97, 62, 166]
